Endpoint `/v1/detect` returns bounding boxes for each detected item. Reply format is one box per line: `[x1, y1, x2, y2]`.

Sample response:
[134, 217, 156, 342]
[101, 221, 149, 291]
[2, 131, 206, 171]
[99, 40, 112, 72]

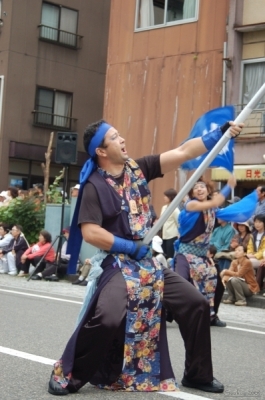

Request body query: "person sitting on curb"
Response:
[0, 225, 28, 275]
[247, 214, 265, 271]
[20, 230, 56, 278]
[0, 224, 14, 273]
[72, 258, 92, 286]
[221, 244, 260, 306]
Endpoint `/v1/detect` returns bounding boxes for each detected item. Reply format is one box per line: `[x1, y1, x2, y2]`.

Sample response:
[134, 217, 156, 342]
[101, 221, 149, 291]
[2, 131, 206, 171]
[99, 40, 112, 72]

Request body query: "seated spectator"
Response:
[0, 224, 13, 273]
[0, 191, 9, 206]
[72, 258, 92, 286]
[5, 186, 19, 205]
[255, 259, 265, 296]
[19, 230, 55, 278]
[247, 214, 265, 271]
[221, 244, 260, 306]
[152, 235, 168, 268]
[0, 225, 28, 275]
[43, 226, 80, 282]
[214, 221, 251, 268]
[248, 185, 265, 228]
[210, 218, 236, 270]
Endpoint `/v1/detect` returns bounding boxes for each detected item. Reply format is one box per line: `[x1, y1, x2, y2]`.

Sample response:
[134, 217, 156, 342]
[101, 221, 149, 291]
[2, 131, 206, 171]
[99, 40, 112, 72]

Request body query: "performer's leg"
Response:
[60, 271, 127, 393]
[174, 253, 192, 282]
[162, 267, 213, 383]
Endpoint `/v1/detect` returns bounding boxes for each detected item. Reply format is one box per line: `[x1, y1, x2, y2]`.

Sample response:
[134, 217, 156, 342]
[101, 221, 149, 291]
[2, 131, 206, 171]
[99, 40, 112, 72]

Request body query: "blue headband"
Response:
[88, 122, 112, 157]
[79, 122, 112, 184]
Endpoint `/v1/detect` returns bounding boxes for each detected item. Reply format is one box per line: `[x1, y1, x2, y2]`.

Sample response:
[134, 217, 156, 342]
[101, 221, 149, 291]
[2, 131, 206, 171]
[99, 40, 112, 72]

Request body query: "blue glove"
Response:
[201, 127, 222, 151]
[110, 236, 149, 260]
[129, 241, 150, 261]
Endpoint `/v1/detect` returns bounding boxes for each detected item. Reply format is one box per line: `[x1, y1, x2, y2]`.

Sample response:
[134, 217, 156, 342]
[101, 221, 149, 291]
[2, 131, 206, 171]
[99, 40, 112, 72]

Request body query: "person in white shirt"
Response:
[151, 235, 168, 268]
[160, 188, 180, 258]
[0, 224, 13, 273]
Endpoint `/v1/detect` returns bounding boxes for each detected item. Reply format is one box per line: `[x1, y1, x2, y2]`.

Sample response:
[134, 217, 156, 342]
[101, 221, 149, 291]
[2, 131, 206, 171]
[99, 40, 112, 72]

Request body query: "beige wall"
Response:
[104, 0, 230, 213]
[242, 30, 265, 59]
[243, 0, 265, 25]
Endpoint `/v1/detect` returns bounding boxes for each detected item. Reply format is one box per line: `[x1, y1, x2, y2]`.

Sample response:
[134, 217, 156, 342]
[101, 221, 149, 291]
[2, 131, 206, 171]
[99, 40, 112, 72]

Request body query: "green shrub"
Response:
[0, 197, 45, 244]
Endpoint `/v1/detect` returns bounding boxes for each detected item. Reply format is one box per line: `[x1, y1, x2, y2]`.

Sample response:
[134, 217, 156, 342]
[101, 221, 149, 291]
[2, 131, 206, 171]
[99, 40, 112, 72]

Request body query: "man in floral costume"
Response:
[48, 119, 243, 396]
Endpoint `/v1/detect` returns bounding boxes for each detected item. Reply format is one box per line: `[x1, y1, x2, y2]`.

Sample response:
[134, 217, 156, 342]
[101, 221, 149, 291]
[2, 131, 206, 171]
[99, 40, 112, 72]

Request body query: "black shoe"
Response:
[181, 376, 224, 393]
[48, 373, 69, 396]
[72, 279, 82, 285]
[79, 280, 88, 286]
[45, 275, 59, 282]
[31, 275, 42, 280]
[210, 316, 226, 327]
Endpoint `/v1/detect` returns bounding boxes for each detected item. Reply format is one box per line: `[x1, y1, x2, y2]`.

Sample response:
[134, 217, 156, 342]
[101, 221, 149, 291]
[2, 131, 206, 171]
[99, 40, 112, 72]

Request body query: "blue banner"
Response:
[181, 106, 235, 172]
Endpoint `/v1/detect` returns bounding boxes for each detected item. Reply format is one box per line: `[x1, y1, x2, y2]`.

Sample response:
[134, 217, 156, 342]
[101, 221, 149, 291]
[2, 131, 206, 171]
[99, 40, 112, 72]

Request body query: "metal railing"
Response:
[235, 102, 265, 136]
[38, 25, 83, 49]
[32, 110, 77, 131]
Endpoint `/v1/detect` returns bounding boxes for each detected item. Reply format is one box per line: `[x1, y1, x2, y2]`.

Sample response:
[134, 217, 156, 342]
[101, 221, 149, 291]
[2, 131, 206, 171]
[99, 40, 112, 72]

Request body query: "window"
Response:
[40, 2, 78, 47]
[135, 0, 198, 30]
[240, 59, 265, 109]
[34, 88, 73, 129]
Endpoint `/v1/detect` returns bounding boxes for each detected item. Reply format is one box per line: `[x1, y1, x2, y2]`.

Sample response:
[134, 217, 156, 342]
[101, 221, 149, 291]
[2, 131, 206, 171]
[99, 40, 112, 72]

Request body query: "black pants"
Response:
[67, 268, 213, 391]
[162, 237, 178, 258]
[21, 256, 46, 273]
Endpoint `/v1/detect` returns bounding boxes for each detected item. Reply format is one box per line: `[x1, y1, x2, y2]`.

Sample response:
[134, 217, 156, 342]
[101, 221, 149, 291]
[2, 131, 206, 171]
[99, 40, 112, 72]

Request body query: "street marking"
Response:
[226, 326, 265, 335]
[0, 346, 211, 400]
[160, 391, 212, 400]
[1, 289, 265, 335]
[0, 289, 83, 304]
[0, 346, 55, 365]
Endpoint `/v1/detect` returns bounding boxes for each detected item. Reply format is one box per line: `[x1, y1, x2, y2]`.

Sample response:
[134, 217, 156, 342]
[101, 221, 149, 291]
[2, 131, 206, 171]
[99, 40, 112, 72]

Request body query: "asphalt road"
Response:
[0, 275, 264, 400]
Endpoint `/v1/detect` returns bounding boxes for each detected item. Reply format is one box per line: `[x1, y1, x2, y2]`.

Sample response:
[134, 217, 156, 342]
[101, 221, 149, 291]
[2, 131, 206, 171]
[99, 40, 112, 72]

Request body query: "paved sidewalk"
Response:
[223, 290, 265, 309]
[1, 273, 265, 308]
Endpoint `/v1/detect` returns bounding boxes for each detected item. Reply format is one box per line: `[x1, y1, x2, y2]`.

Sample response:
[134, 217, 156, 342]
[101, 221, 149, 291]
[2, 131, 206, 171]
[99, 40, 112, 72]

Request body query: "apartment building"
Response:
[104, 0, 265, 212]
[212, 0, 265, 197]
[0, 0, 110, 190]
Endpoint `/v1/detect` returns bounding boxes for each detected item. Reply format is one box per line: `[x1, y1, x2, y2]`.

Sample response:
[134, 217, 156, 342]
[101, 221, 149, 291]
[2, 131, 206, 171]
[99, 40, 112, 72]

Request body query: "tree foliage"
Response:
[0, 197, 45, 244]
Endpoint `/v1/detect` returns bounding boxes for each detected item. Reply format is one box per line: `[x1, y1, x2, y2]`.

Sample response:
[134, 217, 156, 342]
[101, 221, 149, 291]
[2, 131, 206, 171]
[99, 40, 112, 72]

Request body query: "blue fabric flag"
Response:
[181, 106, 235, 172]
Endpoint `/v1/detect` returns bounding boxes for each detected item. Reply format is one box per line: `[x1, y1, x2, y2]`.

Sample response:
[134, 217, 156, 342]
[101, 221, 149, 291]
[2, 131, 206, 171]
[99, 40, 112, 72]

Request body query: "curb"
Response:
[223, 292, 265, 309]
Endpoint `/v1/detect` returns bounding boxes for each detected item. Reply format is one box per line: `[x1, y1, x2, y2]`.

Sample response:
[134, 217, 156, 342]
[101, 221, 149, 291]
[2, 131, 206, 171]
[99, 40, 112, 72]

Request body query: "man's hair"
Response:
[39, 229, 52, 243]
[253, 214, 265, 225]
[13, 224, 23, 232]
[259, 186, 265, 194]
[83, 119, 107, 156]
[0, 223, 10, 233]
[8, 186, 19, 198]
[163, 188, 177, 203]
[208, 244, 217, 257]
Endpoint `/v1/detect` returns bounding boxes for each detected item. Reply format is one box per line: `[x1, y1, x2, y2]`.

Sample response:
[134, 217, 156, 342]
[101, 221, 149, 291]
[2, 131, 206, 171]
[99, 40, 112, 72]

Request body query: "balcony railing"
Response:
[32, 110, 77, 131]
[38, 25, 83, 49]
[235, 103, 265, 136]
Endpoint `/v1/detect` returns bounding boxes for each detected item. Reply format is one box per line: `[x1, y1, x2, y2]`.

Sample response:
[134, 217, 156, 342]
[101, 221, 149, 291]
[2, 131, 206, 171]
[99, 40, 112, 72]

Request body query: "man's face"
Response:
[257, 186, 265, 201]
[98, 127, 128, 165]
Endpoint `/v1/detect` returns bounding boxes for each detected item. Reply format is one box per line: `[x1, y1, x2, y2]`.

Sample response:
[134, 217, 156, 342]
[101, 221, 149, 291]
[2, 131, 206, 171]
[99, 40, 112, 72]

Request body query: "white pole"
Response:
[143, 82, 265, 244]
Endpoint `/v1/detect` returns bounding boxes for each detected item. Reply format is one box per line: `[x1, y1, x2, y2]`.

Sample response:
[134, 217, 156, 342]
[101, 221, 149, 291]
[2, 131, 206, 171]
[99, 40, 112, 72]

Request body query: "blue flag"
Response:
[181, 106, 235, 172]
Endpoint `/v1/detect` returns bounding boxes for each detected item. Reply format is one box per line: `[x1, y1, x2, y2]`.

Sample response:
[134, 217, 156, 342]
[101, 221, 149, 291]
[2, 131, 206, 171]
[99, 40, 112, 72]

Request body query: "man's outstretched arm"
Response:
[160, 121, 243, 174]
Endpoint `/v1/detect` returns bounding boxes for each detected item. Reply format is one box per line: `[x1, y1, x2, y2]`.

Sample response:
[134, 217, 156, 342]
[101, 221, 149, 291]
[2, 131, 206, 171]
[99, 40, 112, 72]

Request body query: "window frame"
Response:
[39, 1, 79, 48]
[239, 58, 265, 108]
[134, 0, 199, 32]
[34, 86, 74, 131]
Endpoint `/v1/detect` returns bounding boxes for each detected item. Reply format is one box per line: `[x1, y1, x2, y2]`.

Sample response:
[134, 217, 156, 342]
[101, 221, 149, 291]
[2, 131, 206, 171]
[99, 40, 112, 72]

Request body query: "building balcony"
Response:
[32, 110, 77, 131]
[235, 103, 265, 137]
[38, 25, 83, 49]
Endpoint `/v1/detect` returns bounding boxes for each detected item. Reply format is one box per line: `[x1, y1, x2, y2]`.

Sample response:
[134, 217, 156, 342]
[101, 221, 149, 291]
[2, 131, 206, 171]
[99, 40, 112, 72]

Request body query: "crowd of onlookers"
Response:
[0, 180, 265, 308]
